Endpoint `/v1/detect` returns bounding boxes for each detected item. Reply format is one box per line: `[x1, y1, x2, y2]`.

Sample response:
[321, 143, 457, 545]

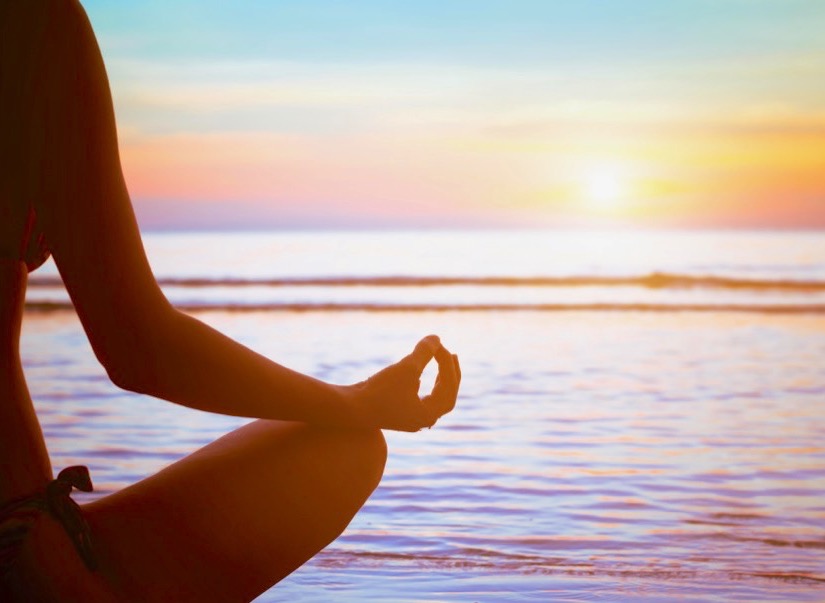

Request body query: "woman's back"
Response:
[0, 2, 84, 507]
[0, 0, 51, 498]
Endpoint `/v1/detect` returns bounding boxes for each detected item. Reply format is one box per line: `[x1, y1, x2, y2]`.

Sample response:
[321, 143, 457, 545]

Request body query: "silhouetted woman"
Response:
[0, 1, 460, 600]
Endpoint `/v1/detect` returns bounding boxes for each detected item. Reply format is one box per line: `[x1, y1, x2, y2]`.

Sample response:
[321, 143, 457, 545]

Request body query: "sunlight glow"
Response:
[583, 165, 626, 211]
[95, 1, 825, 229]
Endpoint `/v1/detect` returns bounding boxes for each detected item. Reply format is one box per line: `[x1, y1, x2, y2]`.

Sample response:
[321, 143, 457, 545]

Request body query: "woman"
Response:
[0, 1, 461, 600]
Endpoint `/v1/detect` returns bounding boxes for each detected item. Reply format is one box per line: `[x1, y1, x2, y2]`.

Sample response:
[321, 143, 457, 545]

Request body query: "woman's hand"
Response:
[347, 335, 461, 432]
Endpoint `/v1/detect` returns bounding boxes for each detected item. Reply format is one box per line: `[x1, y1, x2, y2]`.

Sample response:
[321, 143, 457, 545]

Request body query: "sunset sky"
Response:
[82, 0, 825, 230]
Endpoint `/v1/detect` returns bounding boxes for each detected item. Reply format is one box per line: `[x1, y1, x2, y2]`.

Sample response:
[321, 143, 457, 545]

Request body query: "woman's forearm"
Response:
[114, 306, 359, 426]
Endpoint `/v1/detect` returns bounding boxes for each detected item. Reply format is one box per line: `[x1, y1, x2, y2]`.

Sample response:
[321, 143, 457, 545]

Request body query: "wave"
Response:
[24, 301, 825, 314]
[26, 272, 825, 291]
[314, 548, 825, 585]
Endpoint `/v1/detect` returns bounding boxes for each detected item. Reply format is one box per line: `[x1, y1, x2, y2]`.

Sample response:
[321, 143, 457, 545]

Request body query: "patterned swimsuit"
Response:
[0, 466, 98, 577]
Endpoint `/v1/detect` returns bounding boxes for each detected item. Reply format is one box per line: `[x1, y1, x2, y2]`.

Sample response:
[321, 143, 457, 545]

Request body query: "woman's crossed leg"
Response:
[14, 421, 386, 602]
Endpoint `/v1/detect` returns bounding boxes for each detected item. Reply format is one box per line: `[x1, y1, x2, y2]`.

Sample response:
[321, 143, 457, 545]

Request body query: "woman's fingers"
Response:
[423, 346, 459, 419]
[403, 335, 441, 374]
[378, 335, 459, 431]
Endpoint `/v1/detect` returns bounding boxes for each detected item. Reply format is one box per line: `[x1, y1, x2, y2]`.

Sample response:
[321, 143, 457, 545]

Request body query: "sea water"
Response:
[21, 230, 825, 601]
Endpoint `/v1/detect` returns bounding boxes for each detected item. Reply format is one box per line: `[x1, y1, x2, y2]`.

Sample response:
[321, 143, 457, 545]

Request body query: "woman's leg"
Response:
[84, 420, 387, 602]
[0, 261, 52, 504]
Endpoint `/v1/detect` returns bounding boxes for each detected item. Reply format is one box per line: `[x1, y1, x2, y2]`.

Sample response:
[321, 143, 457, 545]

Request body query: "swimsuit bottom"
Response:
[0, 466, 97, 577]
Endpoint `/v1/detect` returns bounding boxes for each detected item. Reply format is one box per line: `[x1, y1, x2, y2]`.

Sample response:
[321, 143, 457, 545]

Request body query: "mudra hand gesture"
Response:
[350, 335, 461, 432]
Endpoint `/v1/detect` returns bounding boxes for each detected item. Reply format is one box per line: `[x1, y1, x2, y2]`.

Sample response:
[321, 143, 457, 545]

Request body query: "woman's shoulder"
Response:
[1, 1, 89, 48]
[0, 1, 85, 73]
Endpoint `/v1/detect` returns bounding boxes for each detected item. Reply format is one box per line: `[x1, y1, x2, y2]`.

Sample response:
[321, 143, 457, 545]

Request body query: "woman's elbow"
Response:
[103, 355, 150, 394]
[100, 344, 157, 395]
[92, 307, 175, 395]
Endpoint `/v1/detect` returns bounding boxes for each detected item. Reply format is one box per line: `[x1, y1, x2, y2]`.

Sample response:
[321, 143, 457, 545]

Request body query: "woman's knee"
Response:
[349, 427, 387, 493]
[304, 425, 387, 496]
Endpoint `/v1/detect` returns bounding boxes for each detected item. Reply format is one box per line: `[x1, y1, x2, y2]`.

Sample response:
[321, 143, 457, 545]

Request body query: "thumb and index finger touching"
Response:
[405, 334, 442, 373]
[404, 334, 462, 421]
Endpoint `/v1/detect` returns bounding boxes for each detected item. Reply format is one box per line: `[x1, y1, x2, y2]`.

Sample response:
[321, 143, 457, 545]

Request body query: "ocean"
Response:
[21, 230, 825, 601]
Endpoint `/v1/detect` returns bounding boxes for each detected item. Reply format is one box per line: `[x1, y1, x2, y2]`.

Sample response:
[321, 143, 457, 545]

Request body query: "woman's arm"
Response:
[28, 1, 458, 430]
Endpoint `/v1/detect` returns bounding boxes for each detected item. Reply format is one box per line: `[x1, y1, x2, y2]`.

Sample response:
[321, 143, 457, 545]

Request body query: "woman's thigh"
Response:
[84, 420, 387, 602]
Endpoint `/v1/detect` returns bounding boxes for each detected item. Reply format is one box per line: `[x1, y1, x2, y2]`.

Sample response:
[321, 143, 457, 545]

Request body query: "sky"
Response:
[82, 0, 825, 230]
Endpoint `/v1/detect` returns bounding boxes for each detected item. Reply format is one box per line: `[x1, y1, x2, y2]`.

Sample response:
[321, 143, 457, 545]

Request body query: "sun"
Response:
[582, 165, 626, 211]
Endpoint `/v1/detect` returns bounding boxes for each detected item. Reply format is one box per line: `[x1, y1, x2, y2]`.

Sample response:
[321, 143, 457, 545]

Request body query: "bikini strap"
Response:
[45, 466, 98, 571]
[0, 466, 98, 575]
[0, 492, 44, 576]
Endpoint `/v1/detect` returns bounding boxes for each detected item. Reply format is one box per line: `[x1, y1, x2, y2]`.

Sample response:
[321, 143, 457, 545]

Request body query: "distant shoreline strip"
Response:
[24, 301, 825, 314]
[27, 272, 825, 291]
